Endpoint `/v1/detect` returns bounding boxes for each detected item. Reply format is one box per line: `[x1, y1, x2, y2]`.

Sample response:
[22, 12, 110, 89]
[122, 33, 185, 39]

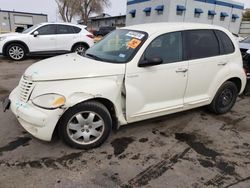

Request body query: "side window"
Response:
[72, 26, 81, 33]
[144, 32, 183, 64]
[215, 30, 235, 55]
[185, 30, 220, 60]
[57, 25, 74, 34]
[36, 25, 57, 35]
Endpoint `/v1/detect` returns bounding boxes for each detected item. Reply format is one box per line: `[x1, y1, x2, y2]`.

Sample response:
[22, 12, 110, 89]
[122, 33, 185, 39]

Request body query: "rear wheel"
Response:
[58, 101, 112, 149]
[72, 44, 88, 56]
[209, 81, 238, 114]
[7, 43, 26, 61]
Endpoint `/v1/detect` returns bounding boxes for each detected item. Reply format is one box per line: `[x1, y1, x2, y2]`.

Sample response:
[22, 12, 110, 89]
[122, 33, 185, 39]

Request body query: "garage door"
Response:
[14, 15, 33, 25]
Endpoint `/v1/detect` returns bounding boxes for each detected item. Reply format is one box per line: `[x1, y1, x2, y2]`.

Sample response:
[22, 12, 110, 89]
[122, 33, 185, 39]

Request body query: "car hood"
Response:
[0, 32, 22, 37]
[239, 42, 250, 50]
[24, 53, 126, 81]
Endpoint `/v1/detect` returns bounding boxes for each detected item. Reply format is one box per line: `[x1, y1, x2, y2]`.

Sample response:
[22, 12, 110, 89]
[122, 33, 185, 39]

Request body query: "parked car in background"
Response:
[0, 23, 94, 61]
[232, 33, 245, 43]
[93, 26, 116, 37]
[243, 49, 250, 80]
[239, 36, 250, 56]
[4, 23, 246, 149]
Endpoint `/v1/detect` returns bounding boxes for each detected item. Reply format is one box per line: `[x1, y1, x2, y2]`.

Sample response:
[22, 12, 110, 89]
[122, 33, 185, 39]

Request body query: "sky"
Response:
[0, 0, 249, 22]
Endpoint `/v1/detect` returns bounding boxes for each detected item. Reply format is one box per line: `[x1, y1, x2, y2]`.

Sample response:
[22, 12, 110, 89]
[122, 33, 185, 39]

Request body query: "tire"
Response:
[209, 81, 238, 114]
[7, 43, 26, 61]
[72, 44, 88, 56]
[58, 101, 112, 149]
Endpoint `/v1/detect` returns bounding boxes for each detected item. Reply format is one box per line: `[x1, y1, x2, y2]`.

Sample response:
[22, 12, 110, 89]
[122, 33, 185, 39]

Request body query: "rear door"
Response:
[56, 24, 78, 51]
[183, 29, 231, 107]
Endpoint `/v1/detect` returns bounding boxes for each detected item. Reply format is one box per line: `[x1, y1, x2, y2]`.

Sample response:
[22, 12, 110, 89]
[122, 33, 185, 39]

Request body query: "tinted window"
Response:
[185, 30, 220, 60]
[72, 26, 81, 33]
[215, 30, 235, 55]
[57, 25, 74, 34]
[36, 25, 57, 35]
[144, 32, 183, 64]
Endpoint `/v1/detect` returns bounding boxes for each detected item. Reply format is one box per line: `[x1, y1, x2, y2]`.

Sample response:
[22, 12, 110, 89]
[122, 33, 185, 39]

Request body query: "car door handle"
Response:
[218, 62, 228, 66]
[176, 68, 188, 73]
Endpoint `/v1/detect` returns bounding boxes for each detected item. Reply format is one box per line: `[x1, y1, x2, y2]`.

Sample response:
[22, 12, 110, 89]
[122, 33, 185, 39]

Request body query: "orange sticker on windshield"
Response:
[127, 38, 141, 49]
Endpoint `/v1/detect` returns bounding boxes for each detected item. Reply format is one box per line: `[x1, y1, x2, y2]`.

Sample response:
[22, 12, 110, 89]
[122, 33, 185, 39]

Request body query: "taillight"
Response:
[86, 34, 94, 39]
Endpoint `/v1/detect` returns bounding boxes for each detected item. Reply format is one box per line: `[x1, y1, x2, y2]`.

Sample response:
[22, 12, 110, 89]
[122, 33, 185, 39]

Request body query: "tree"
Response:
[55, 0, 80, 22]
[243, 9, 250, 21]
[78, 0, 111, 25]
[55, 0, 110, 24]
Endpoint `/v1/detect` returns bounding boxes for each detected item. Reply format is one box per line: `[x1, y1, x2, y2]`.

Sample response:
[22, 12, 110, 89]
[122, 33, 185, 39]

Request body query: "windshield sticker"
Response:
[126, 31, 145, 39]
[127, 38, 142, 49]
[119, 54, 126, 58]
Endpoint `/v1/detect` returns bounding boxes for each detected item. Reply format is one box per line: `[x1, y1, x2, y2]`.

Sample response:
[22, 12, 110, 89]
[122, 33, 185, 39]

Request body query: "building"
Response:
[0, 10, 47, 33]
[126, 0, 244, 34]
[84, 13, 126, 31]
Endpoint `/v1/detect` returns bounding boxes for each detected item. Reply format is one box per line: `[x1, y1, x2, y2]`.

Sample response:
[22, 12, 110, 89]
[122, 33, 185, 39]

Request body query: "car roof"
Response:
[39, 22, 87, 28]
[122, 22, 228, 36]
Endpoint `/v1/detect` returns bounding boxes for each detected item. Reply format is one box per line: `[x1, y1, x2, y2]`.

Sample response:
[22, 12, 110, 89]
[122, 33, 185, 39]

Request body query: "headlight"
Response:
[32, 94, 66, 109]
[0, 37, 7, 41]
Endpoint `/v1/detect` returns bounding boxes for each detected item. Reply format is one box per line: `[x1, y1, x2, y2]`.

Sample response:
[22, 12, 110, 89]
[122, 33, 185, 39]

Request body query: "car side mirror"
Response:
[139, 57, 163, 67]
[33, 31, 39, 37]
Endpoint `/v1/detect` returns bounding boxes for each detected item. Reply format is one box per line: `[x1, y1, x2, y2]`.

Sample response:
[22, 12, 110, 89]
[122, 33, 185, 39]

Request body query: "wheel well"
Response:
[90, 98, 118, 130]
[227, 77, 242, 93]
[3, 41, 29, 56]
[53, 98, 118, 139]
[71, 42, 90, 52]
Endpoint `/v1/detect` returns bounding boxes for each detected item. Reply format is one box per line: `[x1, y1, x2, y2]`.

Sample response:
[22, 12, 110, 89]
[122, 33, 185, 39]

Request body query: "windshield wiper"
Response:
[86, 53, 103, 61]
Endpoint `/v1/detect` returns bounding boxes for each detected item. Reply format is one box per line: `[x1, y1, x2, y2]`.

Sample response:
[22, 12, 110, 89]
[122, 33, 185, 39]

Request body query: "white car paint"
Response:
[8, 23, 246, 142]
[0, 22, 94, 56]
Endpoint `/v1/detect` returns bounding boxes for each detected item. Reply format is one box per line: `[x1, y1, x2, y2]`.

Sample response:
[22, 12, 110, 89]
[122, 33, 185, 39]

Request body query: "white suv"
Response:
[0, 23, 94, 60]
[4, 23, 247, 149]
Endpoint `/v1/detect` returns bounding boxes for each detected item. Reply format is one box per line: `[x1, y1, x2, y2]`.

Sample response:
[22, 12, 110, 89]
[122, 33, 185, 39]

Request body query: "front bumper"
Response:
[9, 88, 64, 141]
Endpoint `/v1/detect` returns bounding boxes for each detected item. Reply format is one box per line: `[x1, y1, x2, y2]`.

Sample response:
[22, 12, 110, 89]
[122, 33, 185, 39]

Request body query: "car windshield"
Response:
[22, 24, 41, 34]
[241, 37, 250, 43]
[85, 29, 148, 63]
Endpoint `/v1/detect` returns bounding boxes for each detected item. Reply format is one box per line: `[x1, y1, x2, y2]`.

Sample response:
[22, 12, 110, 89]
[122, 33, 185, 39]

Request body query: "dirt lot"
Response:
[0, 56, 250, 188]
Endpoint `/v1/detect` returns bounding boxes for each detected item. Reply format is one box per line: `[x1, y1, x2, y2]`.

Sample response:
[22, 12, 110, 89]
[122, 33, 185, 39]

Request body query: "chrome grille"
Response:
[19, 77, 34, 102]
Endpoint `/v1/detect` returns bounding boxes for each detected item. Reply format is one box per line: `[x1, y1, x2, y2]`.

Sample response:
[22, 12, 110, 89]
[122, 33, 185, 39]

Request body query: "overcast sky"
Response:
[0, 0, 249, 22]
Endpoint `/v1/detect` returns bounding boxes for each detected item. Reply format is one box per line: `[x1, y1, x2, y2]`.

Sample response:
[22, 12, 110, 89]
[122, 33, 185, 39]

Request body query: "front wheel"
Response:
[58, 101, 112, 149]
[208, 81, 238, 114]
[7, 43, 26, 61]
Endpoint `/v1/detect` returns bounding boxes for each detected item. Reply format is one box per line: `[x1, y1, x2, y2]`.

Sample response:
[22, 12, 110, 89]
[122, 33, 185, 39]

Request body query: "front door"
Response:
[28, 24, 57, 52]
[125, 32, 188, 123]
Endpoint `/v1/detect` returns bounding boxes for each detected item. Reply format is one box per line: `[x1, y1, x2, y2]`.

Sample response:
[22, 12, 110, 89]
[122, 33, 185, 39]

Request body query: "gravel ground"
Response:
[0, 56, 250, 188]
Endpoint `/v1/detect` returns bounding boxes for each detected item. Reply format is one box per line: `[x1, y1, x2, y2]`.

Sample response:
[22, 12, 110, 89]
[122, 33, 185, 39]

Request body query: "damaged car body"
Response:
[4, 23, 247, 149]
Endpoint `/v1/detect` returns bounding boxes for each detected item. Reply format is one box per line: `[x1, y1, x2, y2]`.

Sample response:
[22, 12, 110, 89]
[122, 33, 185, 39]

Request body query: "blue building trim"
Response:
[208, 10, 216, 15]
[177, 5, 187, 11]
[194, 0, 244, 10]
[143, 7, 152, 12]
[195, 8, 204, 14]
[127, 0, 150, 5]
[221, 12, 229, 17]
[155, 5, 164, 11]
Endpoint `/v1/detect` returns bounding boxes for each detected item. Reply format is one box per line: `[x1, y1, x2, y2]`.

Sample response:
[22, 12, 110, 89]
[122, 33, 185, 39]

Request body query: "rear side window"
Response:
[185, 30, 220, 60]
[57, 25, 75, 34]
[72, 26, 81, 33]
[215, 30, 235, 55]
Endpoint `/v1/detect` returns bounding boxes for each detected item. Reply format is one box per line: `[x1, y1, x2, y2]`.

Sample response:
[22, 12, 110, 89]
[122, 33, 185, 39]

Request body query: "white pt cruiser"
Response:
[4, 23, 247, 149]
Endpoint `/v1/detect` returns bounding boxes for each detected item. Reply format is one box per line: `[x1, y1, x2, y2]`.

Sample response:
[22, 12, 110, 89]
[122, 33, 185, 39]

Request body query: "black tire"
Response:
[6, 43, 26, 61]
[72, 44, 88, 55]
[58, 101, 112, 149]
[209, 81, 238, 114]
